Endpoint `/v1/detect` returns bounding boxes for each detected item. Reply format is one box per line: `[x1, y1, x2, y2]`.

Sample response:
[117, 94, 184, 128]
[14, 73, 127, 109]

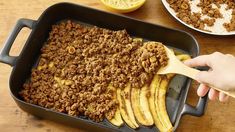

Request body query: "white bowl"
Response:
[161, 0, 235, 35]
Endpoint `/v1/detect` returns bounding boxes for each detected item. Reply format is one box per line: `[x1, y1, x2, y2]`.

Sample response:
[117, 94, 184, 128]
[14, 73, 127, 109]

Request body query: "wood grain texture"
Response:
[0, 0, 235, 132]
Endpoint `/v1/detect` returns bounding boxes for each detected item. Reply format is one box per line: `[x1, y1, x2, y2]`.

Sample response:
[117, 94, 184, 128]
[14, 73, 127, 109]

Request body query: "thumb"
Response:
[195, 71, 214, 85]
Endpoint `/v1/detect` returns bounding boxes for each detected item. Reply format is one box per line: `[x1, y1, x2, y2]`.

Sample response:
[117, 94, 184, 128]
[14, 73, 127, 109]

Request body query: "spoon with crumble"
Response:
[157, 46, 235, 98]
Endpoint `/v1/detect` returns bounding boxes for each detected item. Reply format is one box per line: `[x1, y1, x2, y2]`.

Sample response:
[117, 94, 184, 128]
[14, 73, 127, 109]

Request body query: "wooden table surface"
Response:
[0, 0, 235, 132]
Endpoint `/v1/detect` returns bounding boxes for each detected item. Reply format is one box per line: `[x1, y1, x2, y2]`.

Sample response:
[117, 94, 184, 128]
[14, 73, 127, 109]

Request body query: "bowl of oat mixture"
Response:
[162, 0, 235, 35]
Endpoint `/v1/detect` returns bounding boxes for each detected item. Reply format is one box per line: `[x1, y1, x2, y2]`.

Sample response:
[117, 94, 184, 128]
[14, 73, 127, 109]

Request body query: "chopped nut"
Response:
[149, 56, 157, 63]
[64, 80, 73, 86]
[66, 46, 76, 54]
[48, 62, 54, 68]
[181, 2, 189, 10]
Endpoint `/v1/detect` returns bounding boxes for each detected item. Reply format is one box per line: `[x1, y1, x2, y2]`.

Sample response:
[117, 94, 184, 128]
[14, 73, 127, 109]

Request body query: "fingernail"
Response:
[220, 95, 229, 102]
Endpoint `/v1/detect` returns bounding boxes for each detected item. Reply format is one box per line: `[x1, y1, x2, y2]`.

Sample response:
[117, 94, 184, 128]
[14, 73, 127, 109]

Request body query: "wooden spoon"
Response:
[157, 46, 235, 98]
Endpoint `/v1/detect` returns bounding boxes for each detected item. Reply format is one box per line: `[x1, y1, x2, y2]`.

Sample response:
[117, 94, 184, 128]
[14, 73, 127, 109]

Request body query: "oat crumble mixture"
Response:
[20, 20, 168, 122]
[167, 0, 235, 32]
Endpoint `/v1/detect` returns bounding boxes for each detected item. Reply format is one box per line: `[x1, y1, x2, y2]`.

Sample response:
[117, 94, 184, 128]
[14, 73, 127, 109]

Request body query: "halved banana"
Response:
[117, 88, 137, 129]
[155, 76, 173, 131]
[122, 84, 139, 128]
[107, 108, 123, 127]
[176, 54, 191, 61]
[149, 75, 167, 131]
[139, 85, 154, 126]
[131, 87, 148, 125]
[106, 85, 124, 127]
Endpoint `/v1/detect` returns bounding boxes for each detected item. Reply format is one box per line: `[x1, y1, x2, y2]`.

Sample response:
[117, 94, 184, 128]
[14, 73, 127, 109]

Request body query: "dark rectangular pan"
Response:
[0, 2, 208, 132]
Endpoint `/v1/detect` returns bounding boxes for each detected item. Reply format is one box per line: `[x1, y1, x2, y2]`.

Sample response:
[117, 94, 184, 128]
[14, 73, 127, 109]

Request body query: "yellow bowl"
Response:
[100, 0, 146, 13]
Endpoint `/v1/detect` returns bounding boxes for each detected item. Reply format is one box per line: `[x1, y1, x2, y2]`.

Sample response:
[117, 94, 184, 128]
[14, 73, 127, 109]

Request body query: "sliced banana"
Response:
[106, 85, 124, 127]
[131, 87, 147, 125]
[156, 76, 173, 131]
[122, 84, 139, 128]
[140, 85, 154, 126]
[149, 75, 167, 131]
[117, 88, 137, 129]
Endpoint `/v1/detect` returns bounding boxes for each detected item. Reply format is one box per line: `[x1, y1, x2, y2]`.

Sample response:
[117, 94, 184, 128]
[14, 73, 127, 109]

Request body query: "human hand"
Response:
[184, 52, 235, 102]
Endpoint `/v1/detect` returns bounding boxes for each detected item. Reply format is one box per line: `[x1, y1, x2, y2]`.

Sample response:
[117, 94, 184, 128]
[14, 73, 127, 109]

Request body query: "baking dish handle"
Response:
[0, 18, 36, 66]
[181, 66, 209, 116]
[181, 94, 208, 116]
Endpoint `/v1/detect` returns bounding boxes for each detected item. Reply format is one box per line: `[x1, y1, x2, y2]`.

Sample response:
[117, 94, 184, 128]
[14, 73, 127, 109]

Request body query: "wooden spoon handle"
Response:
[182, 65, 235, 98]
[161, 46, 235, 98]
[177, 63, 199, 80]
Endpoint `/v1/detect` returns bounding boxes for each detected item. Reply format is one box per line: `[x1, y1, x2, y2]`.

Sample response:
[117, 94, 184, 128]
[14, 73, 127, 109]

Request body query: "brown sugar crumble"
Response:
[20, 20, 168, 122]
[167, 0, 235, 32]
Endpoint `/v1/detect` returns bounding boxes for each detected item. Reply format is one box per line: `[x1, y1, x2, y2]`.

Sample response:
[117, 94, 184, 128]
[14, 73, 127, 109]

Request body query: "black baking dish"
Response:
[0, 2, 208, 132]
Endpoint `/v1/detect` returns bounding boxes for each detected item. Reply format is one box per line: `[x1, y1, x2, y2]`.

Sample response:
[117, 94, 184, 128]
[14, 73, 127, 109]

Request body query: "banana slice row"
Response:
[106, 54, 191, 131]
